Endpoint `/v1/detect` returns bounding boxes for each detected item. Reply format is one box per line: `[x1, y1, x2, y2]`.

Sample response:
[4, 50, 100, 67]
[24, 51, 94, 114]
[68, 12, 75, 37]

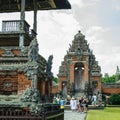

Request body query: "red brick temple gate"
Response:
[58, 31, 102, 97]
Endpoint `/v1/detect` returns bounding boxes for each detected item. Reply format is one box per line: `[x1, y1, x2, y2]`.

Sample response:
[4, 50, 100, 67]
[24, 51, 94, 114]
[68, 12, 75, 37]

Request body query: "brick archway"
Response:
[74, 62, 85, 92]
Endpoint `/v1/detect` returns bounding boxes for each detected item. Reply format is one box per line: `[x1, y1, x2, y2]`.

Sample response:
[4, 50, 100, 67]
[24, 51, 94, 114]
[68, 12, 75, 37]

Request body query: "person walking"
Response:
[76, 97, 80, 112]
[79, 96, 84, 113]
[82, 96, 88, 113]
[70, 97, 76, 112]
[92, 93, 97, 106]
[60, 97, 66, 109]
[97, 92, 102, 106]
[53, 97, 58, 104]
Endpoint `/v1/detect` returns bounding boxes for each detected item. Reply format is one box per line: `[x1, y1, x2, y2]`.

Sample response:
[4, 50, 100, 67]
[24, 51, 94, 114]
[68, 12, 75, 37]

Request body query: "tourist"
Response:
[56, 96, 60, 104]
[97, 91, 102, 106]
[76, 97, 80, 112]
[53, 97, 58, 104]
[60, 97, 66, 109]
[74, 97, 78, 112]
[105, 95, 109, 105]
[76, 97, 82, 113]
[79, 96, 84, 113]
[70, 97, 77, 112]
[92, 93, 97, 106]
[82, 96, 88, 113]
[88, 95, 92, 104]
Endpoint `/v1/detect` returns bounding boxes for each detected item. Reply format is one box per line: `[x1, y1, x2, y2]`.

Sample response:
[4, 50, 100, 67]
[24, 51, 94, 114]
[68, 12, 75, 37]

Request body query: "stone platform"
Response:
[65, 104, 104, 110]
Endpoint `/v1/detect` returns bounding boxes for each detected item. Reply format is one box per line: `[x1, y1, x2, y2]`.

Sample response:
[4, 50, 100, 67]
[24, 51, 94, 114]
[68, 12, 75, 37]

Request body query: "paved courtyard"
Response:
[64, 110, 86, 120]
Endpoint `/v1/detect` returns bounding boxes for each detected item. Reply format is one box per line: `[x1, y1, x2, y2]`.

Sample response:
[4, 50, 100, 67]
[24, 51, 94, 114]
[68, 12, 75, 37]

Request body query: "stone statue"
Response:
[46, 55, 53, 76]
[70, 83, 74, 96]
[28, 38, 39, 62]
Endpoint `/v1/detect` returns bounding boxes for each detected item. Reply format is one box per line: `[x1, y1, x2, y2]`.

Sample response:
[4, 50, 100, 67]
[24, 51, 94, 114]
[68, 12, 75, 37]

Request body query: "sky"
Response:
[0, 0, 120, 77]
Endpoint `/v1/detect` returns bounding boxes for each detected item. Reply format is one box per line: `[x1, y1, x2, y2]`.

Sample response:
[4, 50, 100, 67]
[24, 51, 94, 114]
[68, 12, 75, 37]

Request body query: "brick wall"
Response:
[102, 84, 120, 94]
[0, 50, 4, 56]
[12, 49, 21, 56]
[102, 88, 120, 94]
[18, 73, 31, 95]
[52, 86, 58, 94]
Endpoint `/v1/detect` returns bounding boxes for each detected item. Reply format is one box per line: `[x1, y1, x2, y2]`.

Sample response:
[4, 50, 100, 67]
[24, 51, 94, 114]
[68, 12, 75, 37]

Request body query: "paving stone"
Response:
[64, 110, 86, 120]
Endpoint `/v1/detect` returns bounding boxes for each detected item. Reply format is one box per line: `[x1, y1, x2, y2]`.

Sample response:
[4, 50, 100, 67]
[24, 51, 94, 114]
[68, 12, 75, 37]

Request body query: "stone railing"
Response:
[0, 103, 64, 120]
[41, 103, 64, 120]
[2, 20, 29, 33]
[1, 20, 37, 38]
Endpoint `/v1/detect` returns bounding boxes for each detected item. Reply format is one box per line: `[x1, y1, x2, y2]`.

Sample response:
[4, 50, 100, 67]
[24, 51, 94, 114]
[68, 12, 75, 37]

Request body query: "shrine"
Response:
[0, 0, 71, 119]
[58, 31, 102, 97]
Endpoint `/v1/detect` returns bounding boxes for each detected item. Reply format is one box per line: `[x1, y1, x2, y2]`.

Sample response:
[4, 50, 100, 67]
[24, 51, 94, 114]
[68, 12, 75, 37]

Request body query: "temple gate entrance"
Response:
[58, 31, 102, 97]
[74, 62, 85, 92]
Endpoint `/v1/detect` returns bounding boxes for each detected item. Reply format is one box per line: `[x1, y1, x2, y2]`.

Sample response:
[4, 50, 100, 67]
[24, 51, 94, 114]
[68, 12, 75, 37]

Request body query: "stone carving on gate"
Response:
[21, 87, 40, 103]
[46, 55, 53, 77]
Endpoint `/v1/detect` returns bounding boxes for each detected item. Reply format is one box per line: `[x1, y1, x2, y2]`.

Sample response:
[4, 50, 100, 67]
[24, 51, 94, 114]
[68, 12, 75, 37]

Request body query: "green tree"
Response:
[102, 73, 119, 83]
[109, 94, 120, 105]
[102, 73, 110, 83]
[53, 77, 59, 83]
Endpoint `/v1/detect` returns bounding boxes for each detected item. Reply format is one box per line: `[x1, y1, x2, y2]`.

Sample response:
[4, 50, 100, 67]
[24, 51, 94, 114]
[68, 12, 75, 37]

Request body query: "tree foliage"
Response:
[102, 73, 119, 83]
[102, 66, 120, 83]
[109, 94, 120, 105]
[53, 77, 59, 83]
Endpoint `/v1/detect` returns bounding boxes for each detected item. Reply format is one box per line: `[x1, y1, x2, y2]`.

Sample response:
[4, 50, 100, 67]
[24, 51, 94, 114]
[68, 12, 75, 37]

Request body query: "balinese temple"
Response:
[0, 0, 71, 119]
[58, 31, 102, 97]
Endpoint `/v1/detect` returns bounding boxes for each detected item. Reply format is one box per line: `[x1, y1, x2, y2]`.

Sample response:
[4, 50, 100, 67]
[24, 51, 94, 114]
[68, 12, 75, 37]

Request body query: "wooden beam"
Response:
[20, 0, 25, 21]
[33, 0, 37, 33]
[19, 0, 25, 47]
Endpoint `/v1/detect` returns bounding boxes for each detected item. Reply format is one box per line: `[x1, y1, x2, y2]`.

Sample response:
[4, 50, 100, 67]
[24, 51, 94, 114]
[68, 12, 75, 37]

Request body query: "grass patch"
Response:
[86, 107, 120, 120]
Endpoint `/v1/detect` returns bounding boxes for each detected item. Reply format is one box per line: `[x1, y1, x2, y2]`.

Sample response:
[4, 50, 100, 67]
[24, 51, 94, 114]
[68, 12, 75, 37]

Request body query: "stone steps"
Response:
[74, 92, 84, 97]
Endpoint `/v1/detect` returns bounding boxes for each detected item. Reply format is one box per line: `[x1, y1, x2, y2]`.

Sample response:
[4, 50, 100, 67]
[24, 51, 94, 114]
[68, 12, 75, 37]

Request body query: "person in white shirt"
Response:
[70, 97, 77, 112]
[92, 93, 97, 106]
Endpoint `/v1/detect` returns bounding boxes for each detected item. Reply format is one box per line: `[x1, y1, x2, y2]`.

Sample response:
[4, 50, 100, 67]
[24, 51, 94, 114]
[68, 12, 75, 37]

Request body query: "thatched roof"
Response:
[0, 0, 71, 13]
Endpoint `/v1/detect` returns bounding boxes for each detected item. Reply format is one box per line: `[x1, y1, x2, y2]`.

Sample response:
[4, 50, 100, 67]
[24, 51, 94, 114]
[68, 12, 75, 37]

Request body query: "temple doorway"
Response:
[74, 62, 85, 92]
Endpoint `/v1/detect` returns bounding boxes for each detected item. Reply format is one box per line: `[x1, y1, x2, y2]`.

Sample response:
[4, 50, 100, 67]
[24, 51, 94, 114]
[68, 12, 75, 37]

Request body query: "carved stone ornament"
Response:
[2, 48, 14, 57]
[28, 38, 39, 62]
[21, 88, 40, 103]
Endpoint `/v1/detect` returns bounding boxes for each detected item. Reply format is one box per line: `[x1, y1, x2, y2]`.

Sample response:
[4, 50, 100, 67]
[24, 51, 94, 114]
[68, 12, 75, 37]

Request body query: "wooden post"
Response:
[19, 0, 25, 47]
[20, 0, 25, 21]
[33, 0, 37, 34]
